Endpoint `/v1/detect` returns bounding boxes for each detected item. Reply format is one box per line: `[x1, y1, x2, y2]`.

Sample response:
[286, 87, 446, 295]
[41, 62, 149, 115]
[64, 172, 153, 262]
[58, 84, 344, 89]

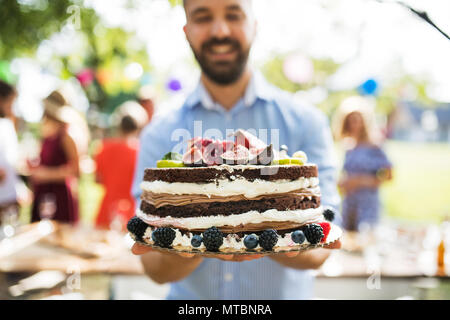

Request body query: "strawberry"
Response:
[318, 222, 331, 243]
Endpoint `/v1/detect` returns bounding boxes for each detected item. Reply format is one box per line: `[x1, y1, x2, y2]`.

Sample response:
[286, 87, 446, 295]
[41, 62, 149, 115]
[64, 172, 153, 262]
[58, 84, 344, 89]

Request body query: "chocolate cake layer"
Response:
[143, 164, 318, 183]
[141, 187, 321, 208]
[140, 195, 320, 218]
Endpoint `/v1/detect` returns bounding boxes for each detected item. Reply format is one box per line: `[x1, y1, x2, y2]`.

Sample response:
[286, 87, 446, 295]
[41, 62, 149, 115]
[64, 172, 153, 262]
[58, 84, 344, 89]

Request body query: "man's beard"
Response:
[191, 37, 250, 85]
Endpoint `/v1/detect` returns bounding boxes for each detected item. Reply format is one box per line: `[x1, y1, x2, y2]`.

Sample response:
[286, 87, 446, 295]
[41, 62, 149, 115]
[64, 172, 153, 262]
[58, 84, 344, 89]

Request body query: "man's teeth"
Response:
[210, 45, 234, 54]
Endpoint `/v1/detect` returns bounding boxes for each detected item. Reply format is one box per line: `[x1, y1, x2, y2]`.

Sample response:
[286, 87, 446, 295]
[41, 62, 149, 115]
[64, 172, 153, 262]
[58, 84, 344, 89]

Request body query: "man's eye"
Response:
[195, 16, 212, 23]
[226, 14, 242, 21]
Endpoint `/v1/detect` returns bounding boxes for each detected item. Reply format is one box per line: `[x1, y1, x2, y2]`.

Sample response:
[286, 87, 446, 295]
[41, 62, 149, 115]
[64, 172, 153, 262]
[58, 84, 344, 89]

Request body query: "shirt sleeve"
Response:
[297, 107, 342, 226]
[131, 123, 171, 205]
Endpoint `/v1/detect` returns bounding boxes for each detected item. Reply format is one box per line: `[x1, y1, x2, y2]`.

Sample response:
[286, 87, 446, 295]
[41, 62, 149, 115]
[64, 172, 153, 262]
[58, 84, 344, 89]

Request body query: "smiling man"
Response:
[131, 0, 341, 299]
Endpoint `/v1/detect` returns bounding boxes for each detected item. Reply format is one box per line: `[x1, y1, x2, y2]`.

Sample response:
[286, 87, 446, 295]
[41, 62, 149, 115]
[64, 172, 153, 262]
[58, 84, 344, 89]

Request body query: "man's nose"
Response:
[210, 19, 232, 38]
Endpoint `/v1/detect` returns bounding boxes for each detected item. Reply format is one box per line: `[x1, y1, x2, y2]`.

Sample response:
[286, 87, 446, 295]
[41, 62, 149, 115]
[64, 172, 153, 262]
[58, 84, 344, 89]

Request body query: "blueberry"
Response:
[191, 235, 203, 248]
[243, 234, 259, 249]
[291, 230, 306, 244]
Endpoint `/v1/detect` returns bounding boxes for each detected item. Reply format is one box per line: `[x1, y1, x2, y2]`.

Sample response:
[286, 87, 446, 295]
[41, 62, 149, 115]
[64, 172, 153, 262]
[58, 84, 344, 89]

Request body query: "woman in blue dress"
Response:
[332, 97, 393, 231]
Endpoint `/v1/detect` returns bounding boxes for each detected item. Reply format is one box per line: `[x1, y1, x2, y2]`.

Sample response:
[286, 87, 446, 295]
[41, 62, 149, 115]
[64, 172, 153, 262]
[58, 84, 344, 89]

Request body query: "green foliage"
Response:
[168, 0, 183, 7]
[0, 0, 74, 59]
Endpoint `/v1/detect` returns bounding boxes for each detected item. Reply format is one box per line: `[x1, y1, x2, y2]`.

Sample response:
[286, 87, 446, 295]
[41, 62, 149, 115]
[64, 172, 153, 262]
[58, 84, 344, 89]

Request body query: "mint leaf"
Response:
[162, 152, 182, 161]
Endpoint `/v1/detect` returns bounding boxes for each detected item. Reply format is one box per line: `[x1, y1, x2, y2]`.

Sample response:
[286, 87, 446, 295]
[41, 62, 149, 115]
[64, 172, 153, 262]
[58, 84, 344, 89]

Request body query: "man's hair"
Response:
[120, 114, 139, 134]
[0, 80, 15, 99]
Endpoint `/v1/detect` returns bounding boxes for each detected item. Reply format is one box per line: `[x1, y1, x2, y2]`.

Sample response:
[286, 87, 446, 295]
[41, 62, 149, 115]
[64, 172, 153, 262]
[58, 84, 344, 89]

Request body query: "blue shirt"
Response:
[132, 72, 340, 300]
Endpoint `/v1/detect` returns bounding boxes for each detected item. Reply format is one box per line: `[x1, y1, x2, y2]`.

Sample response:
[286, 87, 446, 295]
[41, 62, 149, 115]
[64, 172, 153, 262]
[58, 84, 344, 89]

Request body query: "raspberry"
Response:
[302, 224, 324, 245]
[202, 227, 224, 251]
[152, 227, 176, 248]
[318, 222, 331, 243]
[127, 216, 148, 241]
[259, 229, 278, 251]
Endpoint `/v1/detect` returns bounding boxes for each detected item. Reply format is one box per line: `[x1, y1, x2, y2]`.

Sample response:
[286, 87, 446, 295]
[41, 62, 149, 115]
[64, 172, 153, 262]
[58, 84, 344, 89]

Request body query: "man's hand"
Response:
[132, 242, 199, 259]
[269, 240, 342, 270]
[131, 242, 264, 262]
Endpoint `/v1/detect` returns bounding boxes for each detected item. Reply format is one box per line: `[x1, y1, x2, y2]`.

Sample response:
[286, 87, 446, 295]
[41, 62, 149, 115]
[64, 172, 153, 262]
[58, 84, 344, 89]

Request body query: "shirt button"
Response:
[225, 114, 232, 121]
[224, 272, 233, 282]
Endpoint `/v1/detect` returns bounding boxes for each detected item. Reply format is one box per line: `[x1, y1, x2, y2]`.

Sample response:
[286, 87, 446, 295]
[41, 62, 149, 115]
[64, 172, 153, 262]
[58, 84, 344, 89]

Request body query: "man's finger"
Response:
[215, 254, 234, 260]
[284, 251, 300, 258]
[177, 252, 196, 258]
[323, 240, 342, 249]
[131, 243, 153, 255]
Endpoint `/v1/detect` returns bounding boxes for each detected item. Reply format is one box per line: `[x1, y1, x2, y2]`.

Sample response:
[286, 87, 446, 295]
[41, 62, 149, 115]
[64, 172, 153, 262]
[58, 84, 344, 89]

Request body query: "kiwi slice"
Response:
[272, 158, 291, 165]
[272, 158, 304, 166]
[290, 158, 304, 165]
[156, 160, 185, 168]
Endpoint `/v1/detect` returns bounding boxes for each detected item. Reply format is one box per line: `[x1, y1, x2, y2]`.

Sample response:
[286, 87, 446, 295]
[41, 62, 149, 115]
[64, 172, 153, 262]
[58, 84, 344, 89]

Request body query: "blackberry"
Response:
[202, 227, 224, 251]
[259, 229, 278, 251]
[323, 207, 335, 222]
[191, 235, 203, 248]
[127, 216, 148, 241]
[243, 234, 259, 249]
[152, 227, 176, 248]
[302, 224, 324, 245]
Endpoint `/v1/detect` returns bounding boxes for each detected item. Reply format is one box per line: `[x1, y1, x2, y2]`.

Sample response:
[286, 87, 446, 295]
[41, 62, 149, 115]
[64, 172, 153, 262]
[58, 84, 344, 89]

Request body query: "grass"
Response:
[380, 141, 450, 224]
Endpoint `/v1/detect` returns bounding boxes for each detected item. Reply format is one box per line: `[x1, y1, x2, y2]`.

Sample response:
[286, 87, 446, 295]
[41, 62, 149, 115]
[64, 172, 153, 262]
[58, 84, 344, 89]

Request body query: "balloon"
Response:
[358, 78, 378, 96]
[140, 73, 153, 85]
[76, 69, 94, 87]
[167, 78, 182, 91]
[283, 53, 314, 84]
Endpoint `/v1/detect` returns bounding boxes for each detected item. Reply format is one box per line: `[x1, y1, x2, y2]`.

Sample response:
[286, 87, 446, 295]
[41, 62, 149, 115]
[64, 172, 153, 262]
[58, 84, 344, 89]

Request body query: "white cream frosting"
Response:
[137, 206, 323, 230]
[140, 177, 319, 198]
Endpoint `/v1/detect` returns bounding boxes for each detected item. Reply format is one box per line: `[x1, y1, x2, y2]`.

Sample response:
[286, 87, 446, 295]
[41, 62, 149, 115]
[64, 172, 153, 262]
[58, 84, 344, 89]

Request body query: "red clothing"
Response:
[31, 130, 78, 223]
[94, 138, 138, 229]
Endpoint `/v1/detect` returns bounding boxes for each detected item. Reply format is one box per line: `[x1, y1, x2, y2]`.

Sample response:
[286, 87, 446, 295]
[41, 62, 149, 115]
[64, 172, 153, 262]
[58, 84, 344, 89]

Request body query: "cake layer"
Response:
[137, 206, 323, 231]
[140, 176, 319, 198]
[140, 194, 320, 218]
[130, 222, 342, 253]
[143, 164, 318, 183]
[141, 186, 320, 208]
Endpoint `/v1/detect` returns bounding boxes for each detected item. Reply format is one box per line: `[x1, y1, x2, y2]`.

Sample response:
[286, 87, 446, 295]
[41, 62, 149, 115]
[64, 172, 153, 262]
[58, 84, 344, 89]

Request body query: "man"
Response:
[131, 0, 341, 299]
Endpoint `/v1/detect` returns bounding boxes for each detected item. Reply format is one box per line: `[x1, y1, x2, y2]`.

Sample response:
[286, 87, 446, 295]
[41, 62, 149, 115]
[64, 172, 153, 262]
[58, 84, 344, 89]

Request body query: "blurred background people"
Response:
[137, 85, 156, 124]
[0, 79, 18, 130]
[29, 90, 80, 223]
[93, 100, 148, 230]
[0, 80, 20, 225]
[332, 96, 393, 232]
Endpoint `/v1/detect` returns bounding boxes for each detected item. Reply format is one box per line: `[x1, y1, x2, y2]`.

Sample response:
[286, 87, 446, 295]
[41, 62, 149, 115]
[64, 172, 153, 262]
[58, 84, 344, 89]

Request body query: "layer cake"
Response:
[128, 130, 341, 254]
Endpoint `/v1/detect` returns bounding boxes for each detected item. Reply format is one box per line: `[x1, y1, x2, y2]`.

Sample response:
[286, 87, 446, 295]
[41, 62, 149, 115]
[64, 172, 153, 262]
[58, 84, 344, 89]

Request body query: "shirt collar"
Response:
[184, 71, 274, 110]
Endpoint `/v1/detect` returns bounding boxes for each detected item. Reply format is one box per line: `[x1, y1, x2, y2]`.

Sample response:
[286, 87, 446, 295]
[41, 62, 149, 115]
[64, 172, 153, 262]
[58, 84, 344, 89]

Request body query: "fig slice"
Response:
[231, 129, 267, 150]
[202, 140, 225, 166]
[182, 146, 205, 167]
[220, 144, 249, 165]
[248, 144, 274, 165]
